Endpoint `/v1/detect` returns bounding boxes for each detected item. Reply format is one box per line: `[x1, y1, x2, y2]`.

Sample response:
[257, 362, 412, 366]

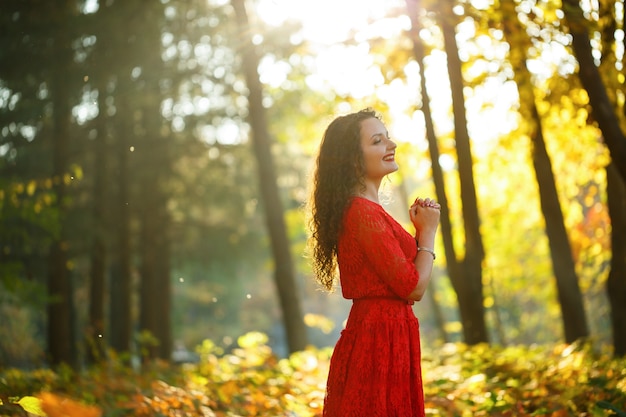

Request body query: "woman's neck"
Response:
[356, 181, 380, 204]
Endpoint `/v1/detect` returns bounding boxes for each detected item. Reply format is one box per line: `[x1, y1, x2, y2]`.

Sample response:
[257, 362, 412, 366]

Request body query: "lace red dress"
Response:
[323, 197, 424, 417]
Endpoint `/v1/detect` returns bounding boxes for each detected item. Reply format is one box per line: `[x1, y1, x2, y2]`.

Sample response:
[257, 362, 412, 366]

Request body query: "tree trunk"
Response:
[109, 90, 133, 357]
[107, 1, 134, 357]
[500, 0, 589, 343]
[138, 192, 162, 361]
[138, 76, 173, 361]
[405, 0, 470, 344]
[133, 2, 173, 362]
[529, 106, 590, 342]
[156, 228, 172, 360]
[47, 2, 76, 368]
[597, 1, 626, 358]
[436, 0, 488, 344]
[561, 0, 626, 182]
[606, 163, 626, 357]
[139, 190, 172, 360]
[231, 0, 307, 354]
[86, 71, 109, 364]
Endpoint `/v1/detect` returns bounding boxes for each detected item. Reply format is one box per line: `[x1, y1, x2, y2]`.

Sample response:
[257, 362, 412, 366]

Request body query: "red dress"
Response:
[323, 197, 424, 417]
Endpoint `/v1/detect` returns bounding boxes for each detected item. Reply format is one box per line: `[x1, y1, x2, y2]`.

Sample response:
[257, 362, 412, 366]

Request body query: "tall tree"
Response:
[0, 0, 92, 367]
[406, 0, 488, 344]
[135, 1, 173, 361]
[405, 0, 457, 344]
[108, 101, 133, 357]
[46, 1, 78, 368]
[500, 0, 589, 343]
[85, 6, 114, 363]
[104, 2, 135, 357]
[86, 67, 108, 364]
[0, 0, 59, 336]
[231, 0, 307, 354]
[596, 0, 626, 357]
[561, 0, 626, 182]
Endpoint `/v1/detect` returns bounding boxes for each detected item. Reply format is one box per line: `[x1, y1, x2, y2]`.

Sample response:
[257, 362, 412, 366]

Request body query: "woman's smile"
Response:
[359, 117, 399, 181]
[383, 152, 395, 162]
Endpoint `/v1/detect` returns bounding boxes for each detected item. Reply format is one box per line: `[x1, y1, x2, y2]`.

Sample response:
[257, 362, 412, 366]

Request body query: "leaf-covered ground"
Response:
[1, 333, 625, 417]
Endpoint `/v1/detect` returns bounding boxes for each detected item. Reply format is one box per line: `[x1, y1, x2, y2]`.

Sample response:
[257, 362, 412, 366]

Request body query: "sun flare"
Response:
[256, 0, 399, 44]
[256, 0, 518, 152]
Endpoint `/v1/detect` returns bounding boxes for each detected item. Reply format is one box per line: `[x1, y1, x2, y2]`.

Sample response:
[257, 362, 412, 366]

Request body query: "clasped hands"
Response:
[409, 197, 441, 235]
[412, 197, 440, 210]
[409, 197, 441, 214]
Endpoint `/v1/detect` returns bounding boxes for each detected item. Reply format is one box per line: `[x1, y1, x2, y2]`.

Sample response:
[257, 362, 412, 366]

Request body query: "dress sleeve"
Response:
[346, 201, 419, 298]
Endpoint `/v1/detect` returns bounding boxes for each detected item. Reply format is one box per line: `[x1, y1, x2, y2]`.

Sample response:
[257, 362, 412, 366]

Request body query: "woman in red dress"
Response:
[307, 109, 441, 417]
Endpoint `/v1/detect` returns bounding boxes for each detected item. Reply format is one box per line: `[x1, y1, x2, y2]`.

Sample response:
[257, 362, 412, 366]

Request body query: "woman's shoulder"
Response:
[345, 196, 389, 224]
[349, 196, 383, 210]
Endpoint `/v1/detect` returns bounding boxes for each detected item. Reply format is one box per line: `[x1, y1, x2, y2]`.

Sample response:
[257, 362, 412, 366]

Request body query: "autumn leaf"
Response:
[17, 396, 45, 416]
[38, 392, 102, 417]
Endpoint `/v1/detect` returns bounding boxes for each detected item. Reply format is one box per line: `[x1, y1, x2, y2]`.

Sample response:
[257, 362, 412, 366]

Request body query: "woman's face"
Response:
[359, 117, 398, 181]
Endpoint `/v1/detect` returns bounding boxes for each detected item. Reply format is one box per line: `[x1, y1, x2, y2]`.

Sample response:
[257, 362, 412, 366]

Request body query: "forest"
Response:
[0, 0, 625, 415]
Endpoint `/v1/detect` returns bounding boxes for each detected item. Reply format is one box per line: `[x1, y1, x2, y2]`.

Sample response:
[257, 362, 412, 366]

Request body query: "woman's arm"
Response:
[407, 198, 440, 301]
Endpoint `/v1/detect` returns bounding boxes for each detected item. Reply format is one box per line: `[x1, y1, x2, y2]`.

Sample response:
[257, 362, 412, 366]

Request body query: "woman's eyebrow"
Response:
[370, 132, 388, 140]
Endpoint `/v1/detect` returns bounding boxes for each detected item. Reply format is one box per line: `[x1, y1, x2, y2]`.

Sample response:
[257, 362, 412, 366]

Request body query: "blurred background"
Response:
[0, 0, 624, 369]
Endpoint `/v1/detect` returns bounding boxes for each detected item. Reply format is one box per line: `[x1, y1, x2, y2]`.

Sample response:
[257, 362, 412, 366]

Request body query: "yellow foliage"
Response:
[237, 331, 268, 348]
[26, 180, 36, 196]
[70, 164, 83, 180]
[17, 396, 45, 416]
[304, 313, 335, 334]
[2, 338, 625, 417]
[444, 320, 463, 333]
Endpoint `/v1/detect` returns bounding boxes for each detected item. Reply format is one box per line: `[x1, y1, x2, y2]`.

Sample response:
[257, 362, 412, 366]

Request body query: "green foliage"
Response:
[0, 177, 59, 291]
[1, 335, 624, 416]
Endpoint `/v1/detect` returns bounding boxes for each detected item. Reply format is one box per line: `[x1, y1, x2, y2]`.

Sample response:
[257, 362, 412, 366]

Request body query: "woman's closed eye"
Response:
[371, 133, 389, 144]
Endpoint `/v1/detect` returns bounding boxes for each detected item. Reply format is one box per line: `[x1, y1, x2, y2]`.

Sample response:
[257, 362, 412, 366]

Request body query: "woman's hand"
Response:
[409, 197, 440, 239]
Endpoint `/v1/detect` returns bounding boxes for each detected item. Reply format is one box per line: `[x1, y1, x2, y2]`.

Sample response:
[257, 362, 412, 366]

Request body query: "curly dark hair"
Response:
[306, 108, 380, 291]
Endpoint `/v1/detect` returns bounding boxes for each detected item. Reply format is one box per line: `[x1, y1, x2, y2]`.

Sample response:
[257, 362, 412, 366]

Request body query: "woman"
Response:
[307, 109, 440, 417]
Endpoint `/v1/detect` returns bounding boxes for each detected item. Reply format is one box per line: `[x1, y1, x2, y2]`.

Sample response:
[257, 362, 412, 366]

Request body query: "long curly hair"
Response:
[306, 109, 379, 291]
